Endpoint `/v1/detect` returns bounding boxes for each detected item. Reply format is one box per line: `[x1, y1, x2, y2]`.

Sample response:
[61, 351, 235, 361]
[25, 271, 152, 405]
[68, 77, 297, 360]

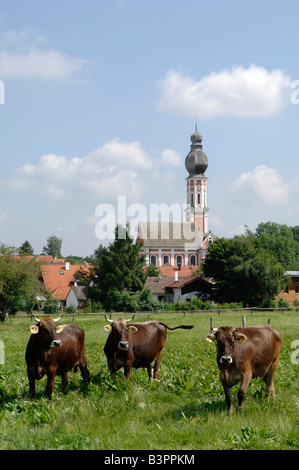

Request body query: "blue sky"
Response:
[1, 0, 299, 256]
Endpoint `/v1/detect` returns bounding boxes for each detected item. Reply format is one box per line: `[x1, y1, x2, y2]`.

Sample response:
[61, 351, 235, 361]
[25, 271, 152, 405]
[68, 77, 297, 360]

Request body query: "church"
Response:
[137, 126, 215, 276]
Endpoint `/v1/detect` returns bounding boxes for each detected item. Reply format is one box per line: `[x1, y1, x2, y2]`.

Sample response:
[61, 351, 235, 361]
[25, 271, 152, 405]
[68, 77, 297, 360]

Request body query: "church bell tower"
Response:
[185, 125, 209, 233]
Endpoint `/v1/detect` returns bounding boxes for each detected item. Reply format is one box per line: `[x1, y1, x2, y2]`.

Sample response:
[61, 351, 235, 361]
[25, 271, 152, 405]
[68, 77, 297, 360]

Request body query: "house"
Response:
[65, 286, 89, 310]
[166, 275, 213, 303]
[41, 262, 92, 308]
[278, 271, 299, 305]
[145, 277, 174, 303]
[145, 273, 213, 304]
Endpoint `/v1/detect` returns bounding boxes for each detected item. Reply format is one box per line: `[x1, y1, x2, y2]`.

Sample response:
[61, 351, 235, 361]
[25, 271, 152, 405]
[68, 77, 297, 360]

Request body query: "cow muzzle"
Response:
[118, 341, 129, 351]
[220, 355, 233, 364]
[50, 339, 61, 348]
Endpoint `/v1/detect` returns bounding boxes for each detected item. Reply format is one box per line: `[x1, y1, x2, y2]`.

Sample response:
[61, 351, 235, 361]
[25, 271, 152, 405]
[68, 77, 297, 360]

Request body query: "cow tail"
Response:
[159, 322, 194, 330]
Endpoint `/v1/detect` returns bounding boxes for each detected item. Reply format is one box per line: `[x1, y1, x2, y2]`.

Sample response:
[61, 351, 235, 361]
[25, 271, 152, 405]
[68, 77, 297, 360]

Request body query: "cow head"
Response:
[104, 315, 138, 351]
[205, 326, 247, 364]
[29, 316, 65, 349]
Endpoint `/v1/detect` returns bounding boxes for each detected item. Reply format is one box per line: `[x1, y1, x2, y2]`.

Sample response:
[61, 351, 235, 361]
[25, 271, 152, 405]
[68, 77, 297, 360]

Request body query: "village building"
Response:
[40, 261, 92, 309]
[137, 126, 215, 275]
[145, 274, 213, 304]
[278, 271, 299, 305]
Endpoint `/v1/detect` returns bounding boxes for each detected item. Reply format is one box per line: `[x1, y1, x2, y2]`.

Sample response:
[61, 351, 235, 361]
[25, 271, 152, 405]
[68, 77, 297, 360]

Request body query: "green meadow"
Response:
[0, 310, 298, 450]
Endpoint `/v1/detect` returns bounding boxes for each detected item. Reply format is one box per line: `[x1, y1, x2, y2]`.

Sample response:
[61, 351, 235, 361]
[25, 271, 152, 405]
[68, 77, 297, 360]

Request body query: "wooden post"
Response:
[210, 317, 213, 333]
[242, 315, 246, 327]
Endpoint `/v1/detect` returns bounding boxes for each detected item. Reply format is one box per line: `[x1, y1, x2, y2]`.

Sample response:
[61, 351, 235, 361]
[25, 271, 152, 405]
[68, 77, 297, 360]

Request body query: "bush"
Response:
[259, 297, 278, 309]
[65, 305, 77, 314]
[43, 299, 60, 315]
[105, 288, 138, 313]
[137, 288, 160, 312]
[277, 297, 290, 309]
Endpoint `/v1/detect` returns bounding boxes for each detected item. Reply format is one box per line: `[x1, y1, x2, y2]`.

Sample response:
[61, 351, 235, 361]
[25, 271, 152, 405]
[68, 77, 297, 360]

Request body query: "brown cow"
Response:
[25, 316, 89, 399]
[205, 324, 283, 414]
[104, 315, 194, 380]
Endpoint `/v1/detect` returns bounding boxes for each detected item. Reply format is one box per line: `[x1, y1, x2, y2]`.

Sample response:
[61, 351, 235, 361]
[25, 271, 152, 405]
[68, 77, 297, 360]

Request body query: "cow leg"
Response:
[46, 367, 57, 400]
[220, 371, 233, 414]
[61, 372, 69, 393]
[153, 348, 164, 380]
[237, 373, 252, 411]
[27, 366, 36, 398]
[264, 357, 279, 399]
[123, 363, 132, 380]
[79, 364, 90, 382]
[107, 357, 116, 379]
[223, 386, 233, 415]
[79, 351, 90, 382]
[147, 365, 154, 381]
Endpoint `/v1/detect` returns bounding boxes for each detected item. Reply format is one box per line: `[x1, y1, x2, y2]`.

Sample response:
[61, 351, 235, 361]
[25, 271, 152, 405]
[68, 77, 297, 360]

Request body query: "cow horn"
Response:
[125, 315, 135, 323]
[104, 314, 114, 323]
[53, 316, 62, 322]
[34, 316, 40, 323]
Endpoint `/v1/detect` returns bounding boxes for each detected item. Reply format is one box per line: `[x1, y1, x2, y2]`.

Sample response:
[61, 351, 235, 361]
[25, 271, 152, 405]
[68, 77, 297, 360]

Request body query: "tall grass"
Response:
[0, 311, 298, 450]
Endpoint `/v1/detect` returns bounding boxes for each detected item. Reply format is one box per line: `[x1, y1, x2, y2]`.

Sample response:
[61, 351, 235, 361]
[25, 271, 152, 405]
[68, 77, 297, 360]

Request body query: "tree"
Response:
[255, 222, 299, 269]
[42, 235, 63, 259]
[18, 240, 34, 255]
[203, 234, 286, 306]
[91, 224, 147, 311]
[0, 244, 41, 321]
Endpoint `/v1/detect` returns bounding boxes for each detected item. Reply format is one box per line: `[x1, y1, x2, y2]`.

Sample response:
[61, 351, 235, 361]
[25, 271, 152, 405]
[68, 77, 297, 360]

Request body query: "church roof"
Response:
[137, 221, 206, 248]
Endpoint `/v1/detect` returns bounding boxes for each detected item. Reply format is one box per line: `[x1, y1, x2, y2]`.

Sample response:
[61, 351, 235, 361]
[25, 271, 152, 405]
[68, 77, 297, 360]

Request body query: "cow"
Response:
[25, 316, 90, 400]
[205, 324, 283, 414]
[103, 315, 194, 380]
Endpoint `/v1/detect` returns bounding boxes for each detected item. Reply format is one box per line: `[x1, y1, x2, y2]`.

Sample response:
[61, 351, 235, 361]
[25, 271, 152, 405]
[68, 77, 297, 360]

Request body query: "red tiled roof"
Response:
[41, 264, 93, 296]
[166, 276, 198, 288]
[52, 286, 72, 301]
[159, 264, 199, 278]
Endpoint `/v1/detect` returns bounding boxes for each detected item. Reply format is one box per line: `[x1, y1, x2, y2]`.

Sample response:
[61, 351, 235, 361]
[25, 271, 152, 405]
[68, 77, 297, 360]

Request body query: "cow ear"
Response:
[234, 333, 247, 343]
[29, 325, 39, 334]
[104, 325, 112, 333]
[128, 326, 138, 334]
[56, 325, 65, 334]
[205, 334, 216, 343]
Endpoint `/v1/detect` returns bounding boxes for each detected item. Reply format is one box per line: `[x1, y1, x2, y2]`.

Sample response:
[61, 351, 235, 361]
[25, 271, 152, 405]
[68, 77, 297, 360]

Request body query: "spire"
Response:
[185, 125, 208, 176]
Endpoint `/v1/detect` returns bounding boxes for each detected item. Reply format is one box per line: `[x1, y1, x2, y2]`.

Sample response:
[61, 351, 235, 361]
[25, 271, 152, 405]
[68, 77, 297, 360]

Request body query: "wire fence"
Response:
[6, 306, 295, 323]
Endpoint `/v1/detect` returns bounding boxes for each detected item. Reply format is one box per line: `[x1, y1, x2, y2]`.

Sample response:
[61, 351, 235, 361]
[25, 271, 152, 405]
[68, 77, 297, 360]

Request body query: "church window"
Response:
[163, 255, 169, 265]
[197, 193, 200, 204]
[150, 255, 157, 266]
[191, 193, 194, 206]
[190, 255, 197, 266]
[176, 255, 182, 267]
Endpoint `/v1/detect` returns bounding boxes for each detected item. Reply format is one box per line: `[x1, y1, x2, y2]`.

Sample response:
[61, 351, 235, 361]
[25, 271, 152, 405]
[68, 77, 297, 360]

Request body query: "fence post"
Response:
[242, 315, 246, 327]
[210, 317, 213, 333]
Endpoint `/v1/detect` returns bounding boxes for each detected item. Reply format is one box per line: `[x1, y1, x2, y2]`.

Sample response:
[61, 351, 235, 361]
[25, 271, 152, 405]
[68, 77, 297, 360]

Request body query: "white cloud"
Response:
[157, 64, 292, 119]
[161, 148, 182, 167]
[228, 165, 290, 205]
[85, 138, 153, 171]
[5, 138, 180, 206]
[0, 48, 87, 80]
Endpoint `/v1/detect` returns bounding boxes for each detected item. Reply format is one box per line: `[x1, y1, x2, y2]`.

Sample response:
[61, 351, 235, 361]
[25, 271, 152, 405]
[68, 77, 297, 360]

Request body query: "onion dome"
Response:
[185, 125, 208, 176]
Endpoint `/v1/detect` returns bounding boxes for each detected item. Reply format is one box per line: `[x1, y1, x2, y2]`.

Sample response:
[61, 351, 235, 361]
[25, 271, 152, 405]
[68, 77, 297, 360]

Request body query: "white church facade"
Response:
[137, 126, 215, 274]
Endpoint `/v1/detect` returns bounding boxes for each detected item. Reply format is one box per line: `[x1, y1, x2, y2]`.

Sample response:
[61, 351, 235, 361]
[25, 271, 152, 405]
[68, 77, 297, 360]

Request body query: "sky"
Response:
[1, 0, 299, 257]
